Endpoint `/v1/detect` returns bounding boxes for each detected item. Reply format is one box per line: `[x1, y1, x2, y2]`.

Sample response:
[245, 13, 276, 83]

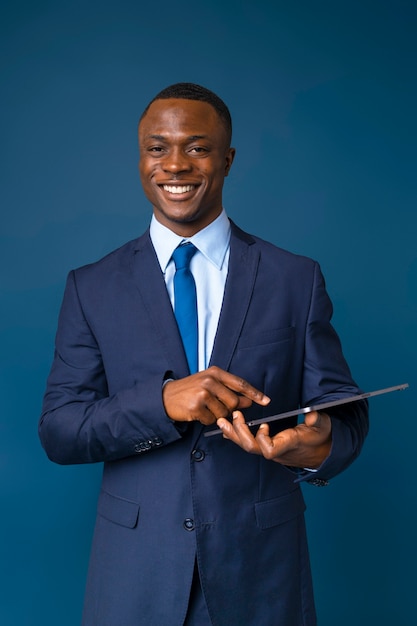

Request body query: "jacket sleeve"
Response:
[299, 262, 369, 482]
[39, 271, 183, 465]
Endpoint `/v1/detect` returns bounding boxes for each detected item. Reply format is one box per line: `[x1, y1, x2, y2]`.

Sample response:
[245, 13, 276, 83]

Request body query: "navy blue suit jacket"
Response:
[40, 221, 368, 626]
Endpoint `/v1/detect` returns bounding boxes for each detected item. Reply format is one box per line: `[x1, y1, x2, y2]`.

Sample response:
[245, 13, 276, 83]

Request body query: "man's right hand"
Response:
[162, 366, 270, 426]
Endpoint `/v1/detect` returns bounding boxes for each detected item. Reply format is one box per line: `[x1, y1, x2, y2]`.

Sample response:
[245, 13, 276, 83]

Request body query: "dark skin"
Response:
[217, 410, 332, 469]
[138, 98, 332, 469]
[138, 98, 235, 237]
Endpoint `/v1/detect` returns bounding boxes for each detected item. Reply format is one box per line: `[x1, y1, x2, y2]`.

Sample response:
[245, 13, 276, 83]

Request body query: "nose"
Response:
[162, 147, 192, 174]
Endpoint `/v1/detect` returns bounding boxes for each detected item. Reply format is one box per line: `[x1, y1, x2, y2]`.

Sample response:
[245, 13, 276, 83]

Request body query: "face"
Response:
[138, 98, 235, 236]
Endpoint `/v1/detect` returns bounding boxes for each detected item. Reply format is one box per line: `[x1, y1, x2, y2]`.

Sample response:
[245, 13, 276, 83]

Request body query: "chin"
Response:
[158, 205, 204, 225]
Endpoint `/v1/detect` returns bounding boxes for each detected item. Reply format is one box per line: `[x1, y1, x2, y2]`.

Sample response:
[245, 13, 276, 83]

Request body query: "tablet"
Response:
[204, 383, 409, 437]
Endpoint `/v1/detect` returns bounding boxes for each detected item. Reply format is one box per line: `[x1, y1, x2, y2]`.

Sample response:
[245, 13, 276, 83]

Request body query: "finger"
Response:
[256, 423, 299, 460]
[216, 417, 233, 439]
[210, 367, 271, 406]
[197, 378, 250, 416]
[303, 410, 321, 427]
[231, 411, 262, 452]
[217, 411, 261, 455]
[195, 374, 262, 416]
[201, 391, 237, 421]
[303, 411, 331, 434]
[216, 411, 246, 441]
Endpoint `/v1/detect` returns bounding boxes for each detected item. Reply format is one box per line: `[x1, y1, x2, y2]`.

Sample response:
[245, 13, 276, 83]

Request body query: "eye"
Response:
[189, 146, 208, 154]
[145, 145, 166, 157]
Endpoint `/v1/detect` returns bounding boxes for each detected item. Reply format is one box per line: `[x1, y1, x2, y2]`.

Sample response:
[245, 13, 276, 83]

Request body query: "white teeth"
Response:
[163, 185, 194, 194]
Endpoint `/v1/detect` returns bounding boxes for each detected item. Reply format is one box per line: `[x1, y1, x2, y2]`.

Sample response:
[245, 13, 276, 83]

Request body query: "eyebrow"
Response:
[145, 134, 208, 141]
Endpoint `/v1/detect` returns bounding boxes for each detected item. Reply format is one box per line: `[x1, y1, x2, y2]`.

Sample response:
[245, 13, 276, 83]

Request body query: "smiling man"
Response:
[138, 96, 235, 236]
[39, 83, 368, 626]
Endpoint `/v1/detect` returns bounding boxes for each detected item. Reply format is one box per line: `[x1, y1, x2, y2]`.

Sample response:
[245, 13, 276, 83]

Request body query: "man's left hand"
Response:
[216, 410, 332, 469]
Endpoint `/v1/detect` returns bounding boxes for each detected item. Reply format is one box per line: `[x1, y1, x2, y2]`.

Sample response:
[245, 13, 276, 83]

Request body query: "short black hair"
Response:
[140, 82, 232, 145]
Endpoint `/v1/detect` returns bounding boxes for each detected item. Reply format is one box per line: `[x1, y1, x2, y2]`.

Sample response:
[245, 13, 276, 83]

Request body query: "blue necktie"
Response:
[172, 243, 198, 374]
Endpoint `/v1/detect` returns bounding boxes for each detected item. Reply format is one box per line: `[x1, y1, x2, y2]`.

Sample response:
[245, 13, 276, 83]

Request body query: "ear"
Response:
[224, 147, 236, 176]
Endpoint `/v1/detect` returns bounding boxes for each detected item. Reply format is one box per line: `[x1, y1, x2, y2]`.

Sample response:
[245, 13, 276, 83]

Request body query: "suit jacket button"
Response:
[134, 441, 152, 453]
[152, 437, 163, 447]
[183, 518, 195, 531]
[191, 449, 205, 462]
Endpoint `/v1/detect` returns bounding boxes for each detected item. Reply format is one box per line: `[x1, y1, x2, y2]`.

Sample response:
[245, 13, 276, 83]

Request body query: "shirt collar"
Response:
[150, 210, 231, 273]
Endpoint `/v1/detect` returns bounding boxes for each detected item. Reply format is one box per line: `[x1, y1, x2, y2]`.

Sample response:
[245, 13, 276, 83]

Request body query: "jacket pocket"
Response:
[97, 489, 140, 529]
[238, 326, 295, 350]
[255, 488, 306, 530]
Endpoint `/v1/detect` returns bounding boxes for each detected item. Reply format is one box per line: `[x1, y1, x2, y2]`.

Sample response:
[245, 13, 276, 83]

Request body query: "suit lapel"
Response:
[209, 222, 259, 371]
[189, 223, 259, 448]
[130, 224, 259, 448]
[129, 222, 259, 383]
[130, 230, 190, 377]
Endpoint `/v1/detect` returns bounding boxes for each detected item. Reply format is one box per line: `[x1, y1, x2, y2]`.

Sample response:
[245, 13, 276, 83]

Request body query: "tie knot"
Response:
[172, 243, 197, 270]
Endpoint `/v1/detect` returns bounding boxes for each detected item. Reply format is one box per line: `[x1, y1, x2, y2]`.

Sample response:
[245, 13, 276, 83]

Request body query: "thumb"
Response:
[304, 410, 323, 428]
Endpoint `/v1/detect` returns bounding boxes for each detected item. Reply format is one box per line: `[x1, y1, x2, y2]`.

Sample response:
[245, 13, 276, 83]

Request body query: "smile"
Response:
[162, 185, 196, 194]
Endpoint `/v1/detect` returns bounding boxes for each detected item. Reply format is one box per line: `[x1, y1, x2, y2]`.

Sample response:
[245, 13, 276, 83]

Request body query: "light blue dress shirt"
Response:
[150, 212, 319, 474]
[149, 210, 231, 372]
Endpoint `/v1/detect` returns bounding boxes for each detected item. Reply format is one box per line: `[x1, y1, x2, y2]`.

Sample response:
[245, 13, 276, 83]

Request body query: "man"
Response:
[39, 83, 368, 626]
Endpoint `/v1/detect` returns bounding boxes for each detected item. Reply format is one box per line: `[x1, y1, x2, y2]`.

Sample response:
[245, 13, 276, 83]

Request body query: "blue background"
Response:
[1, 1, 416, 624]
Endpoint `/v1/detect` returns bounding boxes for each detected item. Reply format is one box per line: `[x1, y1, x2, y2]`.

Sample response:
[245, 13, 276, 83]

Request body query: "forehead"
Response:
[139, 98, 226, 141]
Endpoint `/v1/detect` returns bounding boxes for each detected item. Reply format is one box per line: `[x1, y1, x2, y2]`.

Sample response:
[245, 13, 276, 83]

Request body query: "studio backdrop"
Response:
[1, 1, 415, 624]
